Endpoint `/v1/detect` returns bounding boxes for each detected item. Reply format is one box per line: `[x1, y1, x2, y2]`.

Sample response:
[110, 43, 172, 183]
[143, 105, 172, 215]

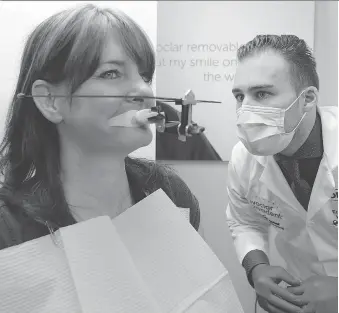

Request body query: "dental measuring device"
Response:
[17, 90, 221, 142]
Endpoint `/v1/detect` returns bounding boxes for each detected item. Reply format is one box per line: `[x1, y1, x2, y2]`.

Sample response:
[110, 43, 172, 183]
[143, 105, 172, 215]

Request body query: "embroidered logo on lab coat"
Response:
[331, 189, 338, 201]
[331, 188, 338, 227]
[331, 168, 338, 227]
[250, 197, 285, 231]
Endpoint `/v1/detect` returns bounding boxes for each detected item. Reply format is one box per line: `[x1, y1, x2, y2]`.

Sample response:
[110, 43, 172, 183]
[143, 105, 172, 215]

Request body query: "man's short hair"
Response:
[237, 35, 319, 93]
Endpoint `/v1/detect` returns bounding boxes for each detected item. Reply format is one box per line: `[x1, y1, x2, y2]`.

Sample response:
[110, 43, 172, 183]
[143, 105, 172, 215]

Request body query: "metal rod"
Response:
[16, 93, 221, 104]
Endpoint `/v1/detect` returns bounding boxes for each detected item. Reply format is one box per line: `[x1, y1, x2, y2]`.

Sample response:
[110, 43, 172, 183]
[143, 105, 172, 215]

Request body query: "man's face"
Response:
[232, 50, 304, 132]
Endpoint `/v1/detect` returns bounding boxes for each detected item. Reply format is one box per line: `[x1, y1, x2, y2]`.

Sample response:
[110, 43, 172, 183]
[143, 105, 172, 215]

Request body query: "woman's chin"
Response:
[104, 124, 154, 155]
[127, 126, 154, 149]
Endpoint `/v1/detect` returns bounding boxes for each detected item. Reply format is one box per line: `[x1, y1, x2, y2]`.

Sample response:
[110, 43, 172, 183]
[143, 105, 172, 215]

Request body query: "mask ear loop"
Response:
[284, 89, 308, 112]
[282, 89, 309, 135]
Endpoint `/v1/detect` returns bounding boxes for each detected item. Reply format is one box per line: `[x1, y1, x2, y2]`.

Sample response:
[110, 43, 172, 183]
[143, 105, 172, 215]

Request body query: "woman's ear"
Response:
[31, 80, 64, 124]
[303, 86, 318, 112]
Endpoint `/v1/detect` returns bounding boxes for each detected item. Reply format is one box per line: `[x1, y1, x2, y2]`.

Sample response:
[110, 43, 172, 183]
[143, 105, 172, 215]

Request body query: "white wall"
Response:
[0, 1, 157, 160]
[156, 1, 315, 161]
[314, 1, 338, 107]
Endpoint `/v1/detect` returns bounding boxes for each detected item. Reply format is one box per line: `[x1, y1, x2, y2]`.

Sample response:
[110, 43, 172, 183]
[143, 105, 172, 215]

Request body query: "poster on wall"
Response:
[155, 1, 315, 161]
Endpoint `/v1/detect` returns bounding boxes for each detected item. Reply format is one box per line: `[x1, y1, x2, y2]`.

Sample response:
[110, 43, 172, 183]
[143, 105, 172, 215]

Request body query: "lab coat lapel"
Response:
[307, 157, 336, 219]
[308, 108, 338, 219]
[258, 156, 306, 217]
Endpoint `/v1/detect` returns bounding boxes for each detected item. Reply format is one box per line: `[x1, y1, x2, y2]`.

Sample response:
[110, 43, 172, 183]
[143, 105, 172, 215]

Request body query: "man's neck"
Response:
[60, 143, 132, 220]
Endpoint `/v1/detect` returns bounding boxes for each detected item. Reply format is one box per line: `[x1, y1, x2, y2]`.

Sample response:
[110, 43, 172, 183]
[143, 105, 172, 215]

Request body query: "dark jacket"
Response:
[156, 102, 222, 161]
[0, 157, 200, 250]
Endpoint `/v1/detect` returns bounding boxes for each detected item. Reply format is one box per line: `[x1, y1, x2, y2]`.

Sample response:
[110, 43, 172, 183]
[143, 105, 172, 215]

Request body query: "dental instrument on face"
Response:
[17, 90, 221, 142]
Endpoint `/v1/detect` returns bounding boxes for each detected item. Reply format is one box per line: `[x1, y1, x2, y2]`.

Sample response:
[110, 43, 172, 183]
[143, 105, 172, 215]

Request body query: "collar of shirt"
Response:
[275, 112, 323, 162]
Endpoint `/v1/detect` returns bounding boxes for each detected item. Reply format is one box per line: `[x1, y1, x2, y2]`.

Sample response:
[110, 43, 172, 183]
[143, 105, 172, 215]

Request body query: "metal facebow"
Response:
[17, 89, 221, 142]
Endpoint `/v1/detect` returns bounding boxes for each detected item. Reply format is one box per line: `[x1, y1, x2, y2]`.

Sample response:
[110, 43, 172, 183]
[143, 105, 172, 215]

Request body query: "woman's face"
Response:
[56, 30, 155, 156]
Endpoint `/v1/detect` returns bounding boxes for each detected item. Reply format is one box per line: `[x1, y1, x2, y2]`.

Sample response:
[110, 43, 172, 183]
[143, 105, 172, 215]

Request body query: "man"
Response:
[226, 35, 337, 313]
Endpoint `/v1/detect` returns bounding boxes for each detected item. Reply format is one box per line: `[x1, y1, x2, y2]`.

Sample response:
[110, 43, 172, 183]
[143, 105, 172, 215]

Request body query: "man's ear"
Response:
[31, 80, 64, 124]
[303, 86, 318, 112]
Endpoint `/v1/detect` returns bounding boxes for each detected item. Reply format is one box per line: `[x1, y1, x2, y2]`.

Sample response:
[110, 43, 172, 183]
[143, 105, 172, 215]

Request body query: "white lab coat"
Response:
[226, 106, 338, 282]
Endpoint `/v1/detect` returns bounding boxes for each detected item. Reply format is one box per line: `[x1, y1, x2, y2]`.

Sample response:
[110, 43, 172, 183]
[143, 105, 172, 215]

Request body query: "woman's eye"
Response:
[100, 70, 121, 79]
[142, 76, 152, 84]
[140, 73, 152, 84]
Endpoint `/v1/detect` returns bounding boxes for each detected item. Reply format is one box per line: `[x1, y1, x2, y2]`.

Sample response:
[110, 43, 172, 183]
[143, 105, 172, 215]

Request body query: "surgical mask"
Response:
[236, 91, 307, 156]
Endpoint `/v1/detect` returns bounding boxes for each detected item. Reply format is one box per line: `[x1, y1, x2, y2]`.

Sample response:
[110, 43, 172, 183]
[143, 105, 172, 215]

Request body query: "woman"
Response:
[0, 3, 200, 249]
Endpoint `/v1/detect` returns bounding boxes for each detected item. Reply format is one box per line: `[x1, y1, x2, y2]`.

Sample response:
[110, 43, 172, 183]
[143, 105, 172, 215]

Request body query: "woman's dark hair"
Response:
[0, 4, 155, 232]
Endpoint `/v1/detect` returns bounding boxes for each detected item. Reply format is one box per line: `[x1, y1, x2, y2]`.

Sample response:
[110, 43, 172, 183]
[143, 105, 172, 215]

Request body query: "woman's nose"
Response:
[125, 84, 155, 109]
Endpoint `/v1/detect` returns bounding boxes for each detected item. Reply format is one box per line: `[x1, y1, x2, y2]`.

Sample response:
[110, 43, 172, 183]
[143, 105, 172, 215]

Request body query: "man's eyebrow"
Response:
[232, 84, 275, 93]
